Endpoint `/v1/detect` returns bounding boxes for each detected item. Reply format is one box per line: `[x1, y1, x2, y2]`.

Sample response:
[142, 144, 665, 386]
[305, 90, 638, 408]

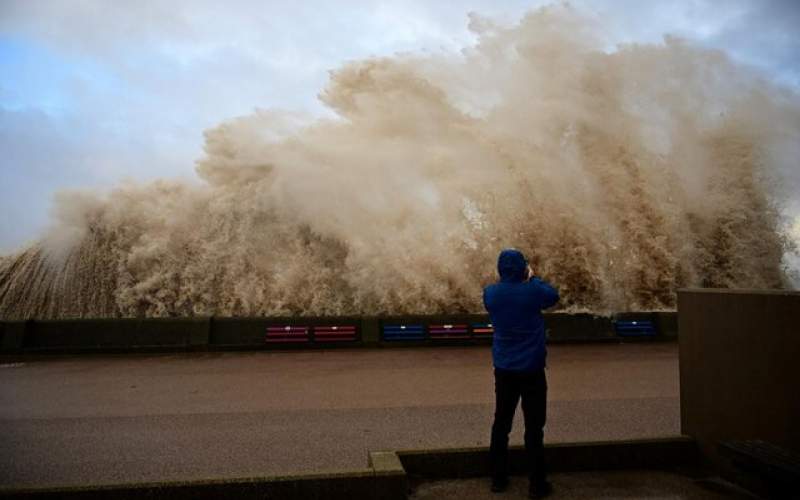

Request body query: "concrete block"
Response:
[360, 317, 381, 346]
[368, 451, 408, 500]
[678, 289, 800, 478]
[187, 318, 211, 347]
[210, 317, 271, 346]
[369, 451, 405, 473]
[1, 321, 27, 353]
[653, 312, 678, 337]
[544, 313, 615, 342]
[138, 318, 209, 348]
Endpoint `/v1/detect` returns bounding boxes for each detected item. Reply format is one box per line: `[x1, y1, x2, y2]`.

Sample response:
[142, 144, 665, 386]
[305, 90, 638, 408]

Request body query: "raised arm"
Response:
[530, 277, 559, 309]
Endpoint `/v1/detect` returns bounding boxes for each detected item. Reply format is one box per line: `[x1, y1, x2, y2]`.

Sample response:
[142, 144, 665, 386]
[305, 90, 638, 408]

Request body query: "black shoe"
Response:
[491, 477, 509, 493]
[528, 480, 552, 498]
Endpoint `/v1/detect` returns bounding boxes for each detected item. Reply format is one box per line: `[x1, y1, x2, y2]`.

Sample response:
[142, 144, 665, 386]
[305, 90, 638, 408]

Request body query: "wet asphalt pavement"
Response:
[0, 343, 679, 488]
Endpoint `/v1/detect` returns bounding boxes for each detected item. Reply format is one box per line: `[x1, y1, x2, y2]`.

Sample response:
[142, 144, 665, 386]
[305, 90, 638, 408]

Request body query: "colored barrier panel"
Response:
[313, 325, 358, 342]
[382, 324, 425, 341]
[428, 324, 470, 340]
[471, 322, 494, 339]
[266, 325, 310, 343]
[614, 320, 656, 336]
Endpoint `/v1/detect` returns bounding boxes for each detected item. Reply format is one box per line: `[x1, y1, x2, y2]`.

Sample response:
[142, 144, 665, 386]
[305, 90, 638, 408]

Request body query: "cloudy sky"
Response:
[1, 0, 799, 253]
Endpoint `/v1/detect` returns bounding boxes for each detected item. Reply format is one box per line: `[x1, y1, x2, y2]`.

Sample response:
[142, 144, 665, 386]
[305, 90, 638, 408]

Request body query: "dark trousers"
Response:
[489, 367, 547, 485]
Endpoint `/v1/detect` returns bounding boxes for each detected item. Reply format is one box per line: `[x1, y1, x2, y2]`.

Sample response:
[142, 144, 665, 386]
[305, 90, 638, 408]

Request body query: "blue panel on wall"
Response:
[382, 324, 426, 341]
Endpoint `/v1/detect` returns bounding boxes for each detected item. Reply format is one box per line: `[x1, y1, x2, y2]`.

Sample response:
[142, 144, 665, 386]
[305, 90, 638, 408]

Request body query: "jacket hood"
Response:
[497, 248, 528, 283]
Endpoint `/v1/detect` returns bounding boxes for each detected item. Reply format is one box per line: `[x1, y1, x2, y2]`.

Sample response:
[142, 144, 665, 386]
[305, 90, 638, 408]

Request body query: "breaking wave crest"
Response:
[1, 5, 798, 319]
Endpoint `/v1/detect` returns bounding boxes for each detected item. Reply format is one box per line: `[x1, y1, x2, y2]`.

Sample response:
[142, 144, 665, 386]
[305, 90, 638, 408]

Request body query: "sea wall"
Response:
[0, 312, 675, 354]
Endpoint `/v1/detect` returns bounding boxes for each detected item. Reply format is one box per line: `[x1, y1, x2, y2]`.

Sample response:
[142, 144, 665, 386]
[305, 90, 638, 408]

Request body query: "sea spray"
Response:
[1, 5, 797, 319]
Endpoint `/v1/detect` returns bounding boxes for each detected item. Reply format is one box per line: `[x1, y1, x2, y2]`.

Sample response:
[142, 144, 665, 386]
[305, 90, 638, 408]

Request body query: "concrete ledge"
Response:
[398, 436, 698, 479]
[0, 439, 695, 499]
[369, 451, 405, 473]
[0, 467, 404, 500]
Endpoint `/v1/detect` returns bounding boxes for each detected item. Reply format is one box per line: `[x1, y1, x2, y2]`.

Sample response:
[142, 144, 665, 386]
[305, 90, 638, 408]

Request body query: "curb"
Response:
[398, 436, 698, 479]
[0, 437, 695, 500]
[0, 462, 404, 500]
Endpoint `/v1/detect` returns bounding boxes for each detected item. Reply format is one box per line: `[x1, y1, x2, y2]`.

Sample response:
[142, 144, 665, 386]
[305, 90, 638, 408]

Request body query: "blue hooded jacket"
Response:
[483, 249, 559, 372]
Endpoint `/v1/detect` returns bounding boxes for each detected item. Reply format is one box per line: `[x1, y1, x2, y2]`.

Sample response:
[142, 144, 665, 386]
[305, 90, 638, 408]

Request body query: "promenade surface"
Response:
[0, 343, 679, 488]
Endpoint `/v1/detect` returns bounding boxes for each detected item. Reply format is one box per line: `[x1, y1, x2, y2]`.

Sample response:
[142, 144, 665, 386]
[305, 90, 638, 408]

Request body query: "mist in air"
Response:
[1, 5, 798, 319]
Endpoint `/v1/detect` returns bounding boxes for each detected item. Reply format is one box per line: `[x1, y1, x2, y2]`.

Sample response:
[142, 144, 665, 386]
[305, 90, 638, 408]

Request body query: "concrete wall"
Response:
[1, 321, 27, 352]
[0, 311, 677, 354]
[678, 289, 800, 465]
[20, 318, 209, 352]
[211, 317, 284, 347]
[546, 313, 614, 341]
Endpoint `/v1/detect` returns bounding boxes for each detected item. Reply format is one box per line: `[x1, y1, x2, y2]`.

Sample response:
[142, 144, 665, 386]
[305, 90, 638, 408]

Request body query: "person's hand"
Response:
[526, 264, 534, 281]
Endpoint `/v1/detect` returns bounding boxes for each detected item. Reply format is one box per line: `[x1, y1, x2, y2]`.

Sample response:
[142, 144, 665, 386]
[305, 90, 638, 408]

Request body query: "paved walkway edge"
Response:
[0, 437, 696, 500]
[398, 436, 698, 479]
[0, 467, 406, 500]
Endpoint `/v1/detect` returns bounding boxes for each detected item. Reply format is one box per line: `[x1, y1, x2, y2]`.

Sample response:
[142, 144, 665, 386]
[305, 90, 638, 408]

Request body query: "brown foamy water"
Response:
[1, 6, 797, 319]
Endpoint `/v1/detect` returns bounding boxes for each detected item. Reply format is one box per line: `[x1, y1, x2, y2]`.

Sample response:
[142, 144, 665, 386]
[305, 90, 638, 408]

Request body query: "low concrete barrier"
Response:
[0, 311, 677, 355]
[209, 317, 273, 347]
[20, 318, 209, 352]
[398, 436, 697, 479]
[0, 469, 403, 500]
[545, 313, 615, 342]
[653, 312, 678, 338]
[0, 438, 694, 500]
[0, 321, 27, 353]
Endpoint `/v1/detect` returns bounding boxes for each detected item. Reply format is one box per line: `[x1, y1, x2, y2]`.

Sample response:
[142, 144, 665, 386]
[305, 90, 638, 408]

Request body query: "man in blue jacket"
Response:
[483, 248, 559, 498]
